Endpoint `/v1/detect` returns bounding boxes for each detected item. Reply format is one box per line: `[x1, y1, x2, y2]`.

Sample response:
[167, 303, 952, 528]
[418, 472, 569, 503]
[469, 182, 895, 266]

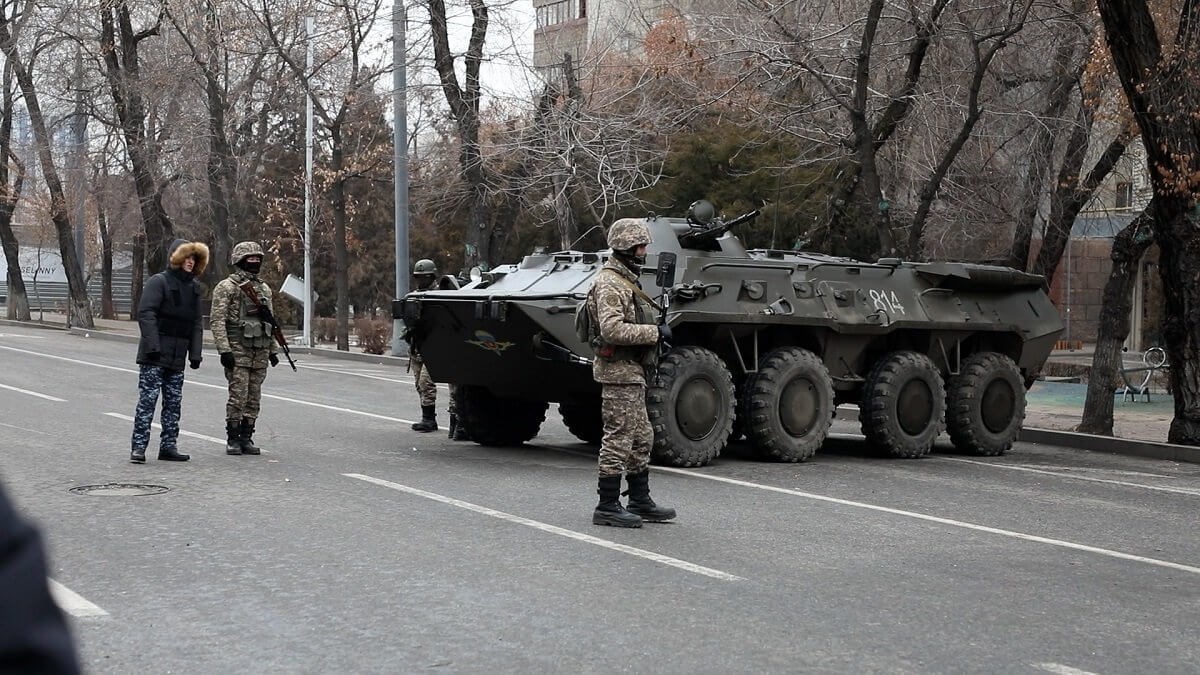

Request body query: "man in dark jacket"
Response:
[130, 239, 210, 463]
[0, 481, 81, 674]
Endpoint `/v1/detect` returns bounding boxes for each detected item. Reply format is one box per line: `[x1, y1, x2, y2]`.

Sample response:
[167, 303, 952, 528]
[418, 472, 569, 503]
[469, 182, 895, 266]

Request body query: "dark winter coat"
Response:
[136, 240, 210, 372]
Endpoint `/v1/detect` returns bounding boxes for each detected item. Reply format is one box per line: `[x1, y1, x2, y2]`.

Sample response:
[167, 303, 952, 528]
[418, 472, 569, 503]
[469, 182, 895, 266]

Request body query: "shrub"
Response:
[355, 318, 392, 354]
[313, 317, 338, 344]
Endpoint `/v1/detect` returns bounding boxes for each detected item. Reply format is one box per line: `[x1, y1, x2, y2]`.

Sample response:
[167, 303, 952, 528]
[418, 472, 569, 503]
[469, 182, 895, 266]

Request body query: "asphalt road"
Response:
[2, 322, 1199, 674]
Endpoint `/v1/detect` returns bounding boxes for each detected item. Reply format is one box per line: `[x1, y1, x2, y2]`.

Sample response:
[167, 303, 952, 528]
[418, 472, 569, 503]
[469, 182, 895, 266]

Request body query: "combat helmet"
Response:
[230, 241, 265, 266]
[606, 219, 652, 251]
[413, 259, 437, 276]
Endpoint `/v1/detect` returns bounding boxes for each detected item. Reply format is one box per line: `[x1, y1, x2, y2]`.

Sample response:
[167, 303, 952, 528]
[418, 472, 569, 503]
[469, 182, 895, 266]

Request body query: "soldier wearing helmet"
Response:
[211, 241, 279, 456]
[583, 218, 675, 527]
[405, 259, 466, 437]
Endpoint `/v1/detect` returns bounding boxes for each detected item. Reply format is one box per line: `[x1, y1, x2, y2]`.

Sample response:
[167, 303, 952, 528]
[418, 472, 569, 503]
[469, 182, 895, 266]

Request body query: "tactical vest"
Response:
[234, 284, 273, 349]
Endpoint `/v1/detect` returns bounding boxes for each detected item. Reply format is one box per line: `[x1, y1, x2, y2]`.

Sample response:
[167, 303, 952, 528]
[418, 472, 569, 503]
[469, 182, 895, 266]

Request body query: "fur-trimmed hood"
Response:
[169, 241, 210, 277]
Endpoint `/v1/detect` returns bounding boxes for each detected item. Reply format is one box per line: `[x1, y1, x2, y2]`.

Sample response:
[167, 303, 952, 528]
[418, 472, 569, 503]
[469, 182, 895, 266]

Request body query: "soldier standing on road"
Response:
[406, 259, 467, 439]
[211, 242, 279, 456]
[586, 220, 675, 527]
[130, 239, 209, 464]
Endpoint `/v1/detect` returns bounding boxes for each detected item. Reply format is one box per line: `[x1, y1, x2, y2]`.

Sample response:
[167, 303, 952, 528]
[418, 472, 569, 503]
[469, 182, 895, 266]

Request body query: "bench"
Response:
[1119, 347, 1169, 402]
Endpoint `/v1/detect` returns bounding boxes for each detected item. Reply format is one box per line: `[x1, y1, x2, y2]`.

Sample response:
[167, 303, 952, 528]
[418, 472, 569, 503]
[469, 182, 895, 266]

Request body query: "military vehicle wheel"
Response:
[947, 352, 1025, 456]
[860, 351, 945, 458]
[559, 400, 602, 445]
[741, 347, 834, 462]
[647, 346, 735, 467]
[456, 385, 548, 447]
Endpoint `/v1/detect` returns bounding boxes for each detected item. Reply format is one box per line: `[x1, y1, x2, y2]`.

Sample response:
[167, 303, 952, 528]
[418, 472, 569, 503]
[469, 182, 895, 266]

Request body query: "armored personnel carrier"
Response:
[396, 202, 1063, 467]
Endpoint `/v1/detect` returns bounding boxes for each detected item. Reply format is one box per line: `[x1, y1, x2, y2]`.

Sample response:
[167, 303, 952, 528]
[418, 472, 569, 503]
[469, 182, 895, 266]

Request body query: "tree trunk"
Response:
[98, 207, 115, 319]
[1097, 0, 1200, 445]
[1077, 207, 1154, 435]
[0, 56, 26, 321]
[100, 4, 175, 274]
[0, 24, 93, 327]
[130, 234, 144, 320]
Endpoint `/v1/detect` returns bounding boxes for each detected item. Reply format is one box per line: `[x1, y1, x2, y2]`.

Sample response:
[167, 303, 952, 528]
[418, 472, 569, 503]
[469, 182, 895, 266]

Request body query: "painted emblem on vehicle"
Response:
[467, 330, 515, 355]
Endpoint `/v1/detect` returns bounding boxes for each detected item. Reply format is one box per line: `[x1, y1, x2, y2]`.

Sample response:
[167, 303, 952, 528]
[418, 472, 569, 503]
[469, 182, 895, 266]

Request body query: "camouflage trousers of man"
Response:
[132, 365, 186, 451]
[411, 355, 437, 406]
[224, 365, 268, 422]
[598, 383, 652, 477]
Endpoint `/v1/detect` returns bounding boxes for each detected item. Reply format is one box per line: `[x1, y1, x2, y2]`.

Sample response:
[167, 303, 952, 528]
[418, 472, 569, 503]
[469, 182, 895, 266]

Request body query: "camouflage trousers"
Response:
[224, 365, 268, 422]
[411, 355, 437, 406]
[132, 365, 186, 451]
[598, 383, 652, 477]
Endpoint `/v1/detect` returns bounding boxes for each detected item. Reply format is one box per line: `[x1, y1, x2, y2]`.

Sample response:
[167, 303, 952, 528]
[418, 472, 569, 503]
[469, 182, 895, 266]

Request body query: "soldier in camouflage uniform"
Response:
[406, 259, 467, 439]
[211, 241, 280, 455]
[585, 219, 676, 527]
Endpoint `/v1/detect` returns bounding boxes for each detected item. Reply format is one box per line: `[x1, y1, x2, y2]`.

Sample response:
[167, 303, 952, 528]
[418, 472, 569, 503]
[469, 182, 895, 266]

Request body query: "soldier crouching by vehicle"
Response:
[406, 258, 468, 440]
[211, 241, 280, 455]
[585, 219, 675, 527]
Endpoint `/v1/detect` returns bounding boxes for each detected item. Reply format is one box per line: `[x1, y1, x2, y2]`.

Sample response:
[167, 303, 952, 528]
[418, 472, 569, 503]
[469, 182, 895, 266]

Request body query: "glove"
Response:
[145, 350, 161, 362]
[269, 353, 279, 367]
[658, 324, 673, 344]
[189, 359, 201, 370]
[220, 352, 236, 369]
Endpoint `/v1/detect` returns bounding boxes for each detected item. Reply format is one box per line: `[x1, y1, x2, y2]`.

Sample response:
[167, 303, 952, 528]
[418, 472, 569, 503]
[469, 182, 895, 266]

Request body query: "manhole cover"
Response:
[69, 483, 170, 497]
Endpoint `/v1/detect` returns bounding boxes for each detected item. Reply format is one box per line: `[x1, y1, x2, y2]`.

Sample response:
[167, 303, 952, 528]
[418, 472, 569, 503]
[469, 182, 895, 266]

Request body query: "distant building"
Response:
[533, 0, 695, 72]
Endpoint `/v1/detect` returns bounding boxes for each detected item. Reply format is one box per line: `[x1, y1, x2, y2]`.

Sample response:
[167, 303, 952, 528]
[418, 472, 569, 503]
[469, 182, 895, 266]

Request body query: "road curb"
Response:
[1017, 427, 1200, 464]
[58, 324, 413, 368]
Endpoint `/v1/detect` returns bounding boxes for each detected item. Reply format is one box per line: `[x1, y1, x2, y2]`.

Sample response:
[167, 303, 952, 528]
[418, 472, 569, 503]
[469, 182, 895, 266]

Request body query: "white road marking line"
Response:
[647, 465, 1200, 577]
[297, 362, 450, 389]
[0, 332, 45, 338]
[0, 381, 66, 401]
[1, 345, 416, 425]
[345, 473, 744, 582]
[938, 456, 1200, 497]
[0, 420, 50, 434]
[48, 579, 108, 617]
[1033, 663, 1100, 675]
[104, 413, 225, 445]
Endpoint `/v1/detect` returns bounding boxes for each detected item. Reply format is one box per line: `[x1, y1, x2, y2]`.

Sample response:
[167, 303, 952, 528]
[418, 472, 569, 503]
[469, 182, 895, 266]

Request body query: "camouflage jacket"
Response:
[211, 270, 278, 368]
[586, 258, 659, 385]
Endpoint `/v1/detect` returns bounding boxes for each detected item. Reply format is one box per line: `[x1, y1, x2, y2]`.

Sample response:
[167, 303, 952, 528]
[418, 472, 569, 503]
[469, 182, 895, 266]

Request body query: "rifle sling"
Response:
[599, 269, 662, 312]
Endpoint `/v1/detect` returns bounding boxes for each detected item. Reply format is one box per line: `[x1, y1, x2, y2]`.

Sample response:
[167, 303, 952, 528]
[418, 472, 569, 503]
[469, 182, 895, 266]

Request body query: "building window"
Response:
[579, 0, 586, 17]
[1116, 181, 1133, 209]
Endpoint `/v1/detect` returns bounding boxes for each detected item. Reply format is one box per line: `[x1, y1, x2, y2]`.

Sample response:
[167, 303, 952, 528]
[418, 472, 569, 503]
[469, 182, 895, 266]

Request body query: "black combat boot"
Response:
[447, 414, 458, 439]
[593, 475, 643, 528]
[240, 418, 261, 455]
[412, 405, 437, 432]
[451, 422, 470, 441]
[225, 419, 242, 455]
[624, 469, 675, 522]
[130, 447, 146, 464]
[158, 446, 190, 462]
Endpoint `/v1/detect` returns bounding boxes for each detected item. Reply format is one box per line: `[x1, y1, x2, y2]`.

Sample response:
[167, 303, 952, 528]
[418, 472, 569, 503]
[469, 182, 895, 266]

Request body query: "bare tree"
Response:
[0, 57, 28, 320]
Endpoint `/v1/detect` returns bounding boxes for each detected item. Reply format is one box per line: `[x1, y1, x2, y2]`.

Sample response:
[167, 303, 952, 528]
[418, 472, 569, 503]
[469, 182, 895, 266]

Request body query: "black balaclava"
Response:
[612, 247, 646, 273]
[237, 257, 262, 275]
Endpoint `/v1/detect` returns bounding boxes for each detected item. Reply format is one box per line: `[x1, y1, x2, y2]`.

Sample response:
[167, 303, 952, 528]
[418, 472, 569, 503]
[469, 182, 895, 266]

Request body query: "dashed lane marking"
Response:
[937, 456, 1200, 497]
[345, 473, 744, 582]
[647, 463, 1200, 577]
[1033, 663, 1100, 675]
[297, 362, 450, 389]
[0, 345, 416, 425]
[104, 413, 226, 445]
[0, 382, 66, 401]
[48, 579, 108, 617]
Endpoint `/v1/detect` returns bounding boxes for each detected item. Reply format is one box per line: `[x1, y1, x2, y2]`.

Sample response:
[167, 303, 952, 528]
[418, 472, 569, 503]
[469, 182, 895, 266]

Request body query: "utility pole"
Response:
[391, 0, 409, 356]
[304, 16, 315, 347]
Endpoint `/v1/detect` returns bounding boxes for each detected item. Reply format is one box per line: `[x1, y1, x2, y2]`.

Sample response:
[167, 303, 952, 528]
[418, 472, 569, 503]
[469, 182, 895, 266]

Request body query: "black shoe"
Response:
[412, 404, 438, 433]
[624, 469, 675, 522]
[240, 418, 261, 455]
[158, 447, 191, 462]
[593, 475, 642, 528]
[226, 419, 242, 455]
[451, 424, 470, 441]
[130, 448, 146, 464]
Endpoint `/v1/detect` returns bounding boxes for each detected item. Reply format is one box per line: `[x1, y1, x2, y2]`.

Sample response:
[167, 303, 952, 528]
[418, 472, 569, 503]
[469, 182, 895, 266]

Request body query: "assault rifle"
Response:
[237, 281, 297, 371]
[654, 252, 677, 355]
